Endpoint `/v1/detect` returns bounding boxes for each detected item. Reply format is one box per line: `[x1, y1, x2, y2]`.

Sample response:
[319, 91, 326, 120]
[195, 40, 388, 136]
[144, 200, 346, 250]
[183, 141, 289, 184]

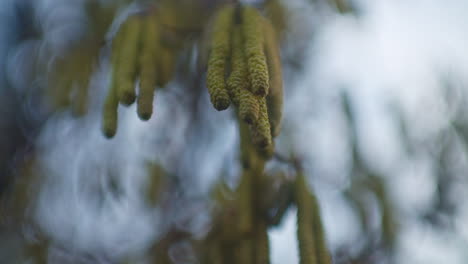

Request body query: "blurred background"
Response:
[2, 0, 468, 263]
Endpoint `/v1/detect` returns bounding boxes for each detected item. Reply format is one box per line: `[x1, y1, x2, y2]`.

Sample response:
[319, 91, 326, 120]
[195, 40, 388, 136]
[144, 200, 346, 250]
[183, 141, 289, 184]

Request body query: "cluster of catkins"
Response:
[206, 5, 283, 157]
[102, 10, 177, 138]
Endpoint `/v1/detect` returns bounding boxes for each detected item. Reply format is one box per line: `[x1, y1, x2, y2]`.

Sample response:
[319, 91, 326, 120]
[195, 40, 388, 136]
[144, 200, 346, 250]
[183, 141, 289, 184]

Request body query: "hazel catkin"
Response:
[116, 15, 142, 105]
[102, 22, 125, 138]
[226, 26, 245, 106]
[254, 221, 270, 264]
[295, 173, 331, 264]
[262, 17, 283, 137]
[242, 7, 269, 97]
[157, 47, 176, 87]
[237, 170, 253, 234]
[296, 173, 318, 264]
[102, 79, 119, 138]
[137, 13, 159, 120]
[250, 98, 272, 150]
[206, 6, 234, 111]
[228, 26, 260, 124]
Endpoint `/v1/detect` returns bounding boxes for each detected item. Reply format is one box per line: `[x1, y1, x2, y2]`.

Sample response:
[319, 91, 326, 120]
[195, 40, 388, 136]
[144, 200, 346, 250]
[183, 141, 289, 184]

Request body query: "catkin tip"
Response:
[213, 95, 230, 111]
[119, 87, 136, 105]
[138, 111, 152, 121]
[102, 127, 116, 139]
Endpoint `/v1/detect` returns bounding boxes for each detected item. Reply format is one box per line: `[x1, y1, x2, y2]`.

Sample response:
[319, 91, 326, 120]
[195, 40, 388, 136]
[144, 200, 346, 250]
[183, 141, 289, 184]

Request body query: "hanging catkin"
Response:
[117, 15, 142, 105]
[295, 173, 331, 264]
[250, 98, 272, 150]
[206, 5, 234, 110]
[157, 47, 176, 87]
[254, 221, 270, 264]
[242, 7, 269, 97]
[262, 17, 283, 137]
[228, 26, 260, 124]
[137, 13, 159, 120]
[237, 170, 253, 234]
[102, 21, 126, 138]
[102, 71, 119, 138]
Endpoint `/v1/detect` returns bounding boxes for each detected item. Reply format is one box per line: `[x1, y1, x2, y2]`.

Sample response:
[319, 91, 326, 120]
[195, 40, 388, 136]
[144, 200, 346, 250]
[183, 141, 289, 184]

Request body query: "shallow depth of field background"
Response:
[2, 0, 468, 263]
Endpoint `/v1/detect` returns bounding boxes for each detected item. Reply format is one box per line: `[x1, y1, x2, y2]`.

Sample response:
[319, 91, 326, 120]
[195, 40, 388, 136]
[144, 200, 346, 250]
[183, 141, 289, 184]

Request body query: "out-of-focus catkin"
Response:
[254, 221, 270, 264]
[295, 173, 332, 264]
[71, 51, 94, 116]
[116, 15, 142, 105]
[102, 79, 119, 138]
[237, 170, 253, 234]
[262, 17, 283, 137]
[102, 23, 124, 138]
[242, 7, 269, 97]
[157, 48, 176, 87]
[296, 173, 318, 264]
[237, 238, 254, 264]
[137, 13, 159, 120]
[264, 0, 288, 40]
[206, 6, 234, 110]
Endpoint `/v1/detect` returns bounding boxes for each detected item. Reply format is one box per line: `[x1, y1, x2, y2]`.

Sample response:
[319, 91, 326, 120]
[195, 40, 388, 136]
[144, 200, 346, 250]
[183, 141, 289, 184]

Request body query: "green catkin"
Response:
[102, 78, 119, 138]
[237, 170, 253, 235]
[226, 26, 245, 106]
[137, 13, 159, 120]
[228, 26, 260, 123]
[296, 174, 318, 264]
[264, 0, 288, 40]
[237, 238, 254, 264]
[295, 173, 331, 264]
[157, 47, 176, 87]
[369, 175, 396, 247]
[250, 98, 272, 149]
[206, 6, 234, 110]
[72, 50, 94, 116]
[242, 7, 269, 97]
[240, 121, 255, 168]
[102, 24, 125, 138]
[239, 80, 261, 125]
[239, 88, 261, 125]
[310, 187, 331, 264]
[49, 57, 73, 108]
[262, 18, 283, 137]
[254, 221, 270, 264]
[116, 15, 142, 105]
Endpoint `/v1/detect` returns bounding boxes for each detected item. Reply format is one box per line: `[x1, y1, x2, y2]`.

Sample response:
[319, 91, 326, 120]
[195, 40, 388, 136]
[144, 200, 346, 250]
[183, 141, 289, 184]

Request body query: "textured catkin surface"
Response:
[206, 6, 234, 110]
[137, 13, 159, 120]
[227, 26, 246, 106]
[228, 26, 260, 124]
[262, 18, 283, 138]
[251, 98, 272, 150]
[242, 7, 269, 97]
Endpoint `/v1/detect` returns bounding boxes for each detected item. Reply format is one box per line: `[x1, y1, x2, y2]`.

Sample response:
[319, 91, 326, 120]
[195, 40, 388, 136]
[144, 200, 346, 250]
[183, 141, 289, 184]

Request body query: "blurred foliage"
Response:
[1, 0, 465, 264]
